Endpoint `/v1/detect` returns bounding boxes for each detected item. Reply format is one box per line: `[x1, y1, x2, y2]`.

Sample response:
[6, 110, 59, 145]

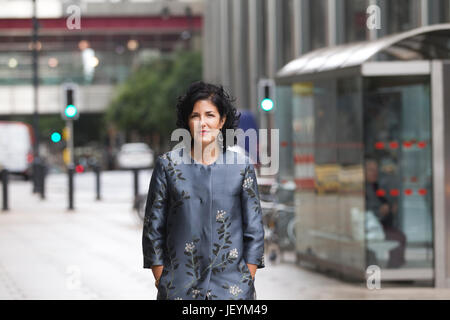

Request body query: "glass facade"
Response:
[207, 0, 450, 285]
[0, 50, 132, 86]
[363, 76, 433, 269]
[0, 35, 185, 86]
[429, 0, 450, 24]
[385, 0, 421, 35]
[336, 77, 365, 272]
[289, 78, 366, 275]
[206, 0, 450, 117]
[275, 85, 294, 182]
[309, 0, 327, 50]
[278, 72, 434, 277]
[282, 0, 295, 63]
[344, 0, 368, 43]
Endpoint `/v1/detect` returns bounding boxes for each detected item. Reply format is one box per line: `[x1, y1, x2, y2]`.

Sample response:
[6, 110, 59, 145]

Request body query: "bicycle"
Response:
[261, 181, 298, 263]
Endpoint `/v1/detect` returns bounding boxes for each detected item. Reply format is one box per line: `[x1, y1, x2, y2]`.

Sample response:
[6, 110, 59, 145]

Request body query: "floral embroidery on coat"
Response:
[142, 147, 265, 300]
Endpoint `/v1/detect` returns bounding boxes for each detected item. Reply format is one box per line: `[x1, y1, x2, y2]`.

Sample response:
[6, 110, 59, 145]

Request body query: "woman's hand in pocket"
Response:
[151, 265, 164, 288]
[247, 263, 257, 281]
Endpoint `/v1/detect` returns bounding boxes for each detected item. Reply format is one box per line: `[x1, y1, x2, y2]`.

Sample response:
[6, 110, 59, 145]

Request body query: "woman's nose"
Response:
[199, 118, 207, 127]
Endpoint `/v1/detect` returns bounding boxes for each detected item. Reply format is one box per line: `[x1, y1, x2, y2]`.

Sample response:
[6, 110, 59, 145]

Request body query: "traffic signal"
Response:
[63, 148, 71, 165]
[258, 79, 275, 112]
[75, 164, 85, 173]
[62, 126, 70, 141]
[61, 83, 79, 120]
[50, 132, 62, 143]
[64, 88, 78, 119]
[62, 126, 71, 165]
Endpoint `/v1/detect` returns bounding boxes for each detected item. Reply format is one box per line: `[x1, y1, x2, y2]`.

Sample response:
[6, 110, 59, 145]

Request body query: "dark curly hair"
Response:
[176, 81, 241, 151]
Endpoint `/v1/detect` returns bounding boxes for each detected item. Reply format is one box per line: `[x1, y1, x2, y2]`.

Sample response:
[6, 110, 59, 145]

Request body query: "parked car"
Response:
[116, 143, 154, 169]
[0, 121, 34, 179]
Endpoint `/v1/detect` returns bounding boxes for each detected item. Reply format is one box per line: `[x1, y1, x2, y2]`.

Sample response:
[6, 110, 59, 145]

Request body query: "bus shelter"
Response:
[275, 24, 450, 287]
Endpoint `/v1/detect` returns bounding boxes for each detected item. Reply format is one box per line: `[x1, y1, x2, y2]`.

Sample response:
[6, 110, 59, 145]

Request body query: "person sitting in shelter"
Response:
[365, 158, 407, 269]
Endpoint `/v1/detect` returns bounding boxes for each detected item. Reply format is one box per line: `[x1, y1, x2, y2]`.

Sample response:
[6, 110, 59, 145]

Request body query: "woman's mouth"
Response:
[200, 130, 208, 135]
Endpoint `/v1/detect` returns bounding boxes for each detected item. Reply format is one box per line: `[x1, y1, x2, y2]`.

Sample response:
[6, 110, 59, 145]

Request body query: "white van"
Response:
[0, 121, 34, 179]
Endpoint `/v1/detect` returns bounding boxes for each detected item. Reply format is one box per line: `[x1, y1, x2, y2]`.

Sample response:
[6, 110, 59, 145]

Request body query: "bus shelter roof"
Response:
[277, 23, 450, 80]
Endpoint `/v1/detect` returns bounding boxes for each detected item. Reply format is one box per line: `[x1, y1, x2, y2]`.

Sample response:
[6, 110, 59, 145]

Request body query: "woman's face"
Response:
[365, 160, 378, 183]
[188, 99, 226, 148]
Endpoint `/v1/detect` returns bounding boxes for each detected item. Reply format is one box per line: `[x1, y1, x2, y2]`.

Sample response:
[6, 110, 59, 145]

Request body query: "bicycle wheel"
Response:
[287, 217, 300, 246]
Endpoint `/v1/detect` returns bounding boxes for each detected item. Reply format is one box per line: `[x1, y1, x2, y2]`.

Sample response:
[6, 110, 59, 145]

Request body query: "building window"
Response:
[309, 0, 327, 50]
[282, 0, 295, 63]
[429, 0, 450, 24]
[344, 0, 368, 43]
[386, 0, 421, 35]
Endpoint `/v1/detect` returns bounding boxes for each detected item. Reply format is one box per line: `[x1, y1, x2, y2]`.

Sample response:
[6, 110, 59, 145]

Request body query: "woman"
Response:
[142, 81, 265, 300]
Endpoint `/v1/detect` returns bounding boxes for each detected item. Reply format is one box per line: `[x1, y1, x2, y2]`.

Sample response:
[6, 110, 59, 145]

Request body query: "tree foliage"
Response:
[105, 50, 202, 149]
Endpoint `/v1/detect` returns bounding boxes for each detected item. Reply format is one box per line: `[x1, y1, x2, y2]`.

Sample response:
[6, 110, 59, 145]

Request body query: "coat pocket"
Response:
[158, 266, 169, 289]
[246, 263, 255, 283]
[239, 259, 254, 284]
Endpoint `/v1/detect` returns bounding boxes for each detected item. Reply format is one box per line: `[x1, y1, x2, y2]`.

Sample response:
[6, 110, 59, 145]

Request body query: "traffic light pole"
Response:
[257, 78, 275, 176]
[66, 119, 75, 211]
[61, 82, 79, 211]
[267, 111, 273, 159]
[68, 165, 74, 211]
[67, 120, 74, 166]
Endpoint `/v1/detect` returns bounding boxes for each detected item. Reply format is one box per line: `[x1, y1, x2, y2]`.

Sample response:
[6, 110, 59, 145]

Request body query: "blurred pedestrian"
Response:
[365, 158, 407, 268]
[142, 81, 265, 300]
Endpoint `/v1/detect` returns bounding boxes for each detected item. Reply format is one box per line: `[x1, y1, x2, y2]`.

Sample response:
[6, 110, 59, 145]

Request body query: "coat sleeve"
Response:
[142, 156, 169, 268]
[241, 162, 265, 269]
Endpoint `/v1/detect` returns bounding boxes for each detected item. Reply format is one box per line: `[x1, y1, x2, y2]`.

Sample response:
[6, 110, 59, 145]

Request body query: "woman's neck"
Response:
[191, 142, 221, 165]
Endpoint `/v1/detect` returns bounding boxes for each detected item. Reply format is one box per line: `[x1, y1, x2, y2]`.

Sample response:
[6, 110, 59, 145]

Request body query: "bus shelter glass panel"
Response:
[336, 77, 366, 272]
[275, 85, 294, 182]
[313, 79, 340, 265]
[292, 79, 366, 276]
[292, 82, 316, 260]
[363, 76, 433, 270]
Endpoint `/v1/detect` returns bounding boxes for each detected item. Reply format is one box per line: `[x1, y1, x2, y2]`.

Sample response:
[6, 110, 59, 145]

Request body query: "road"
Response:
[1, 170, 450, 299]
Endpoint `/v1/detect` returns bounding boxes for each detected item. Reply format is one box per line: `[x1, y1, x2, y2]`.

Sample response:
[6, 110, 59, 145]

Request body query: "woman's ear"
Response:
[220, 115, 227, 128]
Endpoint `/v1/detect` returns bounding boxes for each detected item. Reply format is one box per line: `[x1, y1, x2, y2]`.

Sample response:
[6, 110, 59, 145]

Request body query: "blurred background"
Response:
[1, 0, 450, 299]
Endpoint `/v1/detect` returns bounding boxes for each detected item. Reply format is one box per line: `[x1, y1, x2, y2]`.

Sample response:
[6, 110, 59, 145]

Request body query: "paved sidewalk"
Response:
[1, 172, 450, 300]
[256, 253, 450, 299]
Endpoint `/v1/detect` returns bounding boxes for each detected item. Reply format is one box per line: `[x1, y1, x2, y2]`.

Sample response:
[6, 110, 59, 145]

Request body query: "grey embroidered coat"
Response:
[142, 146, 265, 300]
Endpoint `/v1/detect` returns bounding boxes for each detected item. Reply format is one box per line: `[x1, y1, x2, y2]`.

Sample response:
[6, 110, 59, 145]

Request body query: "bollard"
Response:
[39, 162, 46, 200]
[33, 158, 43, 195]
[1, 169, 9, 211]
[94, 164, 101, 201]
[133, 168, 139, 198]
[68, 165, 74, 211]
[32, 160, 39, 194]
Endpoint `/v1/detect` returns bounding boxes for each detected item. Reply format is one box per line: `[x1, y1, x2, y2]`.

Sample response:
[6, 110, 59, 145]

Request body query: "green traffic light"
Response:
[65, 104, 77, 118]
[261, 98, 274, 111]
[51, 132, 62, 143]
